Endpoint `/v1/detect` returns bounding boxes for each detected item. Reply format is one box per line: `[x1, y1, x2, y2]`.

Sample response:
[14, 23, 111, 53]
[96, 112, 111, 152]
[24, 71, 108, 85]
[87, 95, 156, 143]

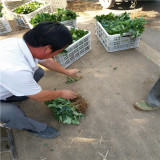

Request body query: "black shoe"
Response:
[27, 126, 59, 138]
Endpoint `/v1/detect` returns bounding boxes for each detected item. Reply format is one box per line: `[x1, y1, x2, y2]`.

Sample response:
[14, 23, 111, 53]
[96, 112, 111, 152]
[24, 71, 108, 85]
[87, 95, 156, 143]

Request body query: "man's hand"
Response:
[28, 89, 77, 101]
[67, 69, 80, 77]
[39, 59, 81, 78]
[60, 90, 77, 99]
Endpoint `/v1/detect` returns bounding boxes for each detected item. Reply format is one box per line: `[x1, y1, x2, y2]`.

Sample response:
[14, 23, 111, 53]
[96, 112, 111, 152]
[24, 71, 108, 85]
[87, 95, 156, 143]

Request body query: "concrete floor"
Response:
[1, 1, 160, 160]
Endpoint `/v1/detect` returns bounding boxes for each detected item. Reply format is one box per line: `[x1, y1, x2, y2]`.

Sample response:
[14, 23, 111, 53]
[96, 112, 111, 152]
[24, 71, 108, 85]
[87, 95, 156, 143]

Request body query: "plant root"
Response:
[71, 94, 88, 114]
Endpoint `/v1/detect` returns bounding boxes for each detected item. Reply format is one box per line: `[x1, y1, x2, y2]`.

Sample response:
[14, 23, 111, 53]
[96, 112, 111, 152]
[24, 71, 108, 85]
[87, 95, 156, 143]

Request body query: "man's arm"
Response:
[39, 58, 79, 77]
[28, 89, 77, 102]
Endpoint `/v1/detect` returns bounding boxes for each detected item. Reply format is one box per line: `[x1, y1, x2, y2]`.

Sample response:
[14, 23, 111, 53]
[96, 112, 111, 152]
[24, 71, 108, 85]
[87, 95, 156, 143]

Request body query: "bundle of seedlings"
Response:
[95, 12, 147, 38]
[66, 76, 82, 84]
[0, 3, 3, 17]
[44, 95, 88, 124]
[29, 8, 77, 27]
[13, 1, 47, 14]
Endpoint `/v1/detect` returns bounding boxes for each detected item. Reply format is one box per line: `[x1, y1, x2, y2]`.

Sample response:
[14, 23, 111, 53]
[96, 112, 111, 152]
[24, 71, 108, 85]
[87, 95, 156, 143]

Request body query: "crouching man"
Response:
[0, 22, 79, 138]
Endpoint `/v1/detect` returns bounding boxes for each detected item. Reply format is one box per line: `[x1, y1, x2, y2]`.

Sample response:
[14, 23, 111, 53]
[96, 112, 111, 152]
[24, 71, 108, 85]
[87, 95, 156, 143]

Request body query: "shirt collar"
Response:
[17, 38, 39, 70]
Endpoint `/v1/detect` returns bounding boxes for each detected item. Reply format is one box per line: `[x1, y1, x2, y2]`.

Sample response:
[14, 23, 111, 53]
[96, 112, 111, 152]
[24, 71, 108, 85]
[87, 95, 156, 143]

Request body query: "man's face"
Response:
[38, 46, 65, 59]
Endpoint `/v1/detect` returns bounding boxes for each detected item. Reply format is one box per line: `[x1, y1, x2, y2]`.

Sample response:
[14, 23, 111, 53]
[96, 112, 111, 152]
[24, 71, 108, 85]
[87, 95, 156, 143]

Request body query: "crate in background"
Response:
[54, 31, 91, 68]
[52, 0, 67, 10]
[96, 20, 140, 52]
[0, 15, 12, 35]
[61, 19, 76, 28]
[11, 0, 53, 28]
[2, 0, 67, 12]
[28, 17, 76, 29]
[2, 0, 31, 13]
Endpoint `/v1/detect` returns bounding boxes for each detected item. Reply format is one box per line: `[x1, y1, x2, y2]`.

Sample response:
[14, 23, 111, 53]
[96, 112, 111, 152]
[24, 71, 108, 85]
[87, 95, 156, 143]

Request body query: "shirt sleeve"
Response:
[1, 70, 42, 96]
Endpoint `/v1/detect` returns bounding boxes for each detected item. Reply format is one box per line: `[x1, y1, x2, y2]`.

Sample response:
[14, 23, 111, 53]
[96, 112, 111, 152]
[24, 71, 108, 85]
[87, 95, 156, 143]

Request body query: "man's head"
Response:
[23, 22, 72, 59]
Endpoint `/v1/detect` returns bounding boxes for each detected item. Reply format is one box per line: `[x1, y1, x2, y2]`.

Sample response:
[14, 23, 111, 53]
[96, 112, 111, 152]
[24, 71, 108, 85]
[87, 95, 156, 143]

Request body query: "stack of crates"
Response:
[2, 0, 67, 28]
[0, 2, 12, 35]
[0, 14, 12, 35]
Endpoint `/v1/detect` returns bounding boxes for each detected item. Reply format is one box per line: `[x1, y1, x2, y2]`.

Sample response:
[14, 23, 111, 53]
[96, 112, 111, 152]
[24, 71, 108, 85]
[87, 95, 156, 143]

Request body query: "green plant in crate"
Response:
[29, 8, 77, 27]
[45, 97, 84, 124]
[56, 8, 77, 22]
[70, 28, 88, 42]
[13, 1, 47, 14]
[29, 13, 57, 27]
[0, 3, 3, 18]
[95, 12, 147, 38]
[58, 28, 89, 55]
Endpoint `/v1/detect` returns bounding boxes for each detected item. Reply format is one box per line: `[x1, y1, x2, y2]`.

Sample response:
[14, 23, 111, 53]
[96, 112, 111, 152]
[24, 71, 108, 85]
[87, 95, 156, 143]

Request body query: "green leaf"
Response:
[50, 149, 54, 152]
[59, 116, 62, 122]
[71, 119, 80, 124]
[113, 67, 118, 70]
[63, 116, 72, 124]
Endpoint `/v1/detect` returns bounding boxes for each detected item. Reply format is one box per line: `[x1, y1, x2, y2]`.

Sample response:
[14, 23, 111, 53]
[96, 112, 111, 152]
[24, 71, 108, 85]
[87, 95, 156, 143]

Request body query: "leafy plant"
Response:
[95, 12, 147, 38]
[45, 97, 84, 124]
[0, 3, 3, 18]
[58, 28, 88, 55]
[70, 28, 88, 42]
[13, 1, 47, 14]
[56, 8, 77, 22]
[29, 8, 77, 27]
[66, 76, 81, 84]
[29, 13, 55, 26]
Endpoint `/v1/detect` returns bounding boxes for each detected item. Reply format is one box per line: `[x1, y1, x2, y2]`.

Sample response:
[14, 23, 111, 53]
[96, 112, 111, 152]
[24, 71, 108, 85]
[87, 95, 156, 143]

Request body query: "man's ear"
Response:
[44, 45, 52, 55]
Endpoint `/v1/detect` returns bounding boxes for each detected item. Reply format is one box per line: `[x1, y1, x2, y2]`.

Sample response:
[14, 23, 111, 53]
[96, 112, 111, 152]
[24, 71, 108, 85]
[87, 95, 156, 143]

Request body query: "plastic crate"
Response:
[96, 20, 140, 52]
[0, 15, 12, 35]
[2, 0, 31, 11]
[54, 31, 91, 68]
[2, 0, 67, 12]
[28, 18, 76, 29]
[52, 0, 67, 10]
[11, 0, 53, 28]
[61, 19, 76, 28]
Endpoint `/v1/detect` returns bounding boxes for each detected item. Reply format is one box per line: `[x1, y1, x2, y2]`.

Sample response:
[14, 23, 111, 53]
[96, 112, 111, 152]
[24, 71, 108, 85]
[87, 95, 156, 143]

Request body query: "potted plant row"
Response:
[11, 0, 53, 28]
[0, 3, 12, 35]
[29, 8, 77, 28]
[95, 12, 147, 52]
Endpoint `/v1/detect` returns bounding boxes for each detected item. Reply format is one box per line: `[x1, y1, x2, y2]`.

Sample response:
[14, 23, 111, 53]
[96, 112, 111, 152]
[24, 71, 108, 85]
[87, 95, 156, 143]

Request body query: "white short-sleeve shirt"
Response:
[0, 38, 42, 100]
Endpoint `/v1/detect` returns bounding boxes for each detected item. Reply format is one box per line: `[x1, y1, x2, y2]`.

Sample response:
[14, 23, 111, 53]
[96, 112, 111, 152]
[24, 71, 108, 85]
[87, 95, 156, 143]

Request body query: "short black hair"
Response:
[23, 22, 72, 52]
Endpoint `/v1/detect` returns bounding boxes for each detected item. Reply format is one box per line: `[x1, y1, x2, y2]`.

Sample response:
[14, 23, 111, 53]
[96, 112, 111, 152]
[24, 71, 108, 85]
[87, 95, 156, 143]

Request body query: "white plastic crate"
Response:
[28, 18, 76, 29]
[2, 0, 67, 12]
[51, 0, 67, 11]
[11, 0, 53, 28]
[2, 0, 31, 11]
[54, 31, 91, 68]
[61, 19, 76, 28]
[96, 20, 140, 52]
[0, 15, 12, 34]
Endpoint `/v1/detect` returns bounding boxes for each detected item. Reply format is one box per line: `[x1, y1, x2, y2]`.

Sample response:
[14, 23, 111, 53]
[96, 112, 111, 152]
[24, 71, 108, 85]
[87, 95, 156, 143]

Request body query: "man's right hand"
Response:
[60, 90, 77, 99]
[28, 89, 77, 101]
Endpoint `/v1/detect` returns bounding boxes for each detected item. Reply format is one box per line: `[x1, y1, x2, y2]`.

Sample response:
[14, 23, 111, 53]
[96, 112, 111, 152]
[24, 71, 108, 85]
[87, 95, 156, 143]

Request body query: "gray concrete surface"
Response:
[0, 1, 160, 160]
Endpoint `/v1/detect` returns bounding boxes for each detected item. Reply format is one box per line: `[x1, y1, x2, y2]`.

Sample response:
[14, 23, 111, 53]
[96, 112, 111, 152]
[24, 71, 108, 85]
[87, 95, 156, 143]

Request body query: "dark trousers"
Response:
[146, 77, 160, 108]
[0, 67, 47, 132]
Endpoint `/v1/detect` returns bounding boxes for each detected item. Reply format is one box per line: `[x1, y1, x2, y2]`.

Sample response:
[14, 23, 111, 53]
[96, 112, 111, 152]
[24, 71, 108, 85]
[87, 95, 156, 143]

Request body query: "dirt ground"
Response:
[1, 0, 160, 160]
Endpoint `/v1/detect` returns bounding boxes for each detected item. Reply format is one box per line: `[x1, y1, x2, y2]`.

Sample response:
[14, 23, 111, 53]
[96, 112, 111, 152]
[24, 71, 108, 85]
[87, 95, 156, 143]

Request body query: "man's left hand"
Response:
[67, 69, 80, 77]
